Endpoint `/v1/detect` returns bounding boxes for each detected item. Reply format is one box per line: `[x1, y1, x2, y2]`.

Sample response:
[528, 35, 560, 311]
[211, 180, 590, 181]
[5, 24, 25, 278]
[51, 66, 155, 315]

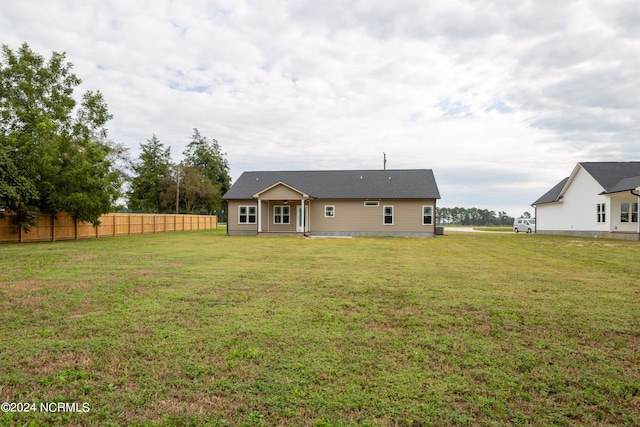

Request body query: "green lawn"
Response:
[1, 230, 639, 426]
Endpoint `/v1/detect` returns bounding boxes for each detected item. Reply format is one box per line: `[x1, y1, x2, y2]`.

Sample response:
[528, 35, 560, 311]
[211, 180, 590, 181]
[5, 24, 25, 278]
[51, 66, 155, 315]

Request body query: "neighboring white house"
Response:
[532, 162, 640, 240]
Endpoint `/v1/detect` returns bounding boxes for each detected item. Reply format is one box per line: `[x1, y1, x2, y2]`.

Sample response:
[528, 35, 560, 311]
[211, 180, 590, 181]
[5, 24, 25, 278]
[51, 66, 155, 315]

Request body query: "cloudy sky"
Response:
[2, 0, 639, 216]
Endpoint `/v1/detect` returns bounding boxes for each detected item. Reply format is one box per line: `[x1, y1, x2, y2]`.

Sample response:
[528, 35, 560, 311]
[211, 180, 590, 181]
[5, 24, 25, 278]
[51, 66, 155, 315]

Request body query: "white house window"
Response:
[597, 203, 606, 223]
[325, 205, 335, 217]
[621, 202, 630, 223]
[239, 206, 256, 224]
[383, 206, 394, 225]
[422, 206, 433, 225]
[364, 201, 379, 207]
[274, 206, 290, 224]
[633, 203, 639, 223]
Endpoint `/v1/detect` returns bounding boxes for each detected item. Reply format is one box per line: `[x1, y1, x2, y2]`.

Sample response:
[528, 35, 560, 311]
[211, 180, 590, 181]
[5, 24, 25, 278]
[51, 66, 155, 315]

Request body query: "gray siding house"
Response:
[223, 169, 441, 237]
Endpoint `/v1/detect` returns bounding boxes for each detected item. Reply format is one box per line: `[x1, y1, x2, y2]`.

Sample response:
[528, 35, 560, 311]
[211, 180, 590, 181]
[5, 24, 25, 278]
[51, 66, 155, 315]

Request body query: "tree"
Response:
[0, 43, 122, 231]
[182, 129, 230, 213]
[127, 135, 174, 212]
[0, 145, 39, 227]
[178, 165, 220, 213]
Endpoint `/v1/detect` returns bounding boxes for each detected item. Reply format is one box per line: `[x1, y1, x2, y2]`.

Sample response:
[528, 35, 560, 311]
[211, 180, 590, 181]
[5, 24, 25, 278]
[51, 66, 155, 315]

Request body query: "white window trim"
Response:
[364, 201, 379, 207]
[273, 205, 290, 224]
[621, 202, 630, 223]
[238, 205, 257, 224]
[383, 205, 394, 225]
[422, 205, 433, 225]
[597, 203, 606, 223]
[324, 205, 335, 217]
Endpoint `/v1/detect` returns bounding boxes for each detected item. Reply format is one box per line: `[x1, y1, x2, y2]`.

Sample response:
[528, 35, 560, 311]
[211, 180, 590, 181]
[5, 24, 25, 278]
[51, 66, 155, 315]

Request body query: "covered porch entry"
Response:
[253, 182, 310, 234]
[606, 190, 640, 240]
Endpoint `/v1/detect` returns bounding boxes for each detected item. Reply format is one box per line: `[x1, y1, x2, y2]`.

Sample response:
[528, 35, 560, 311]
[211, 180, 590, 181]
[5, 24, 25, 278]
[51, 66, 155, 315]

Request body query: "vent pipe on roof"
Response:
[383, 152, 387, 170]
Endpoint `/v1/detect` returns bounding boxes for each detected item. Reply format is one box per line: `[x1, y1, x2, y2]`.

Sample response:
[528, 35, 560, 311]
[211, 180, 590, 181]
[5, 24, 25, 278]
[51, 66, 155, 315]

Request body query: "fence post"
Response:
[52, 215, 56, 242]
[113, 214, 117, 237]
[75, 217, 79, 240]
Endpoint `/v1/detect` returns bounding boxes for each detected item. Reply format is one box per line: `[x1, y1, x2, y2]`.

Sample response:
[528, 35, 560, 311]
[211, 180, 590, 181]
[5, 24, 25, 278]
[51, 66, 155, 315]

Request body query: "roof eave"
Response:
[531, 198, 563, 208]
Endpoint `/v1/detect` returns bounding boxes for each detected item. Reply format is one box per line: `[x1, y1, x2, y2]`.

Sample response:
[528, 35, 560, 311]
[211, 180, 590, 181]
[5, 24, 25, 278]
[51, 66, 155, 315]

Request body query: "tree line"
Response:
[1, 43, 230, 232]
[437, 207, 516, 226]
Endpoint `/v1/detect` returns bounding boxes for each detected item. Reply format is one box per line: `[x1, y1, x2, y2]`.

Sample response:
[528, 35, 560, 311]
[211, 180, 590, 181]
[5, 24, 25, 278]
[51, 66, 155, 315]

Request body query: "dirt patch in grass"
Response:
[3, 278, 90, 292]
[22, 349, 94, 376]
[65, 253, 99, 263]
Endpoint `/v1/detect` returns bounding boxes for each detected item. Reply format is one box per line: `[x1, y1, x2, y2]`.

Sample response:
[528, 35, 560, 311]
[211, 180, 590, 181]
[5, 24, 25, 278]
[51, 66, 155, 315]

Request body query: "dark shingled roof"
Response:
[607, 175, 640, 193]
[580, 162, 640, 193]
[223, 169, 440, 200]
[532, 177, 569, 205]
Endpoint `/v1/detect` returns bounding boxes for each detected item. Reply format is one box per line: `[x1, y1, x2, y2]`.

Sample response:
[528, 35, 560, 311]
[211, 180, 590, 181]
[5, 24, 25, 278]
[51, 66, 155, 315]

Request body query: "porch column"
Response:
[257, 198, 262, 233]
[301, 198, 305, 232]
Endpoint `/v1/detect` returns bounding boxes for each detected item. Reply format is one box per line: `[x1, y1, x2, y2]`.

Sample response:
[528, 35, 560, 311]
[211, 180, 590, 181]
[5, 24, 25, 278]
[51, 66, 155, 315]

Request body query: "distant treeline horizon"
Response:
[437, 206, 529, 226]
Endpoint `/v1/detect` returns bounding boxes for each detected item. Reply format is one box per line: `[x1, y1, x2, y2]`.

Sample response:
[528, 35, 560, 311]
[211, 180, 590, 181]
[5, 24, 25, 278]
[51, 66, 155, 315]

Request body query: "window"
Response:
[239, 206, 256, 224]
[274, 205, 290, 224]
[597, 203, 606, 223]
[621, 202, 630, 223]
[422, 206, 433, 225]
[633, 203, 639, 223]
[383, 206, 394, 225]
[364, 201, 379, 207]
[325, 205, 335, 217]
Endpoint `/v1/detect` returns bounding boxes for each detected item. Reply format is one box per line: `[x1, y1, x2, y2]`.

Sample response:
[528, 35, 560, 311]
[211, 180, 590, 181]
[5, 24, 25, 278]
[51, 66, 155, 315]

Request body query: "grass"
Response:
[0, 229, 639, 426]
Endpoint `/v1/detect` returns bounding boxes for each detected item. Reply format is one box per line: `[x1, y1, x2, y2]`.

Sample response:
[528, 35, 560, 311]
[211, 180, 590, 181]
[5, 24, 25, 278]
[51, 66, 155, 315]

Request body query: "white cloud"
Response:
[2, 0, 639, 217]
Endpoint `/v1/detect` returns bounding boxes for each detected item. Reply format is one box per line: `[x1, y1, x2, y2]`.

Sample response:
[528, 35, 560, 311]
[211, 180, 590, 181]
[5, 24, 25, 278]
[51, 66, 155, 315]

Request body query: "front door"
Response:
[296, 205, 308, 232]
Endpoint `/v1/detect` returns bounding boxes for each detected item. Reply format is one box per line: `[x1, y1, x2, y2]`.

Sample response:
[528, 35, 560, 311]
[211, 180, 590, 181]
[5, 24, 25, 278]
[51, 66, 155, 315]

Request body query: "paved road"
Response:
[444, 227, 485, 233]
[444, 227, 514, 234]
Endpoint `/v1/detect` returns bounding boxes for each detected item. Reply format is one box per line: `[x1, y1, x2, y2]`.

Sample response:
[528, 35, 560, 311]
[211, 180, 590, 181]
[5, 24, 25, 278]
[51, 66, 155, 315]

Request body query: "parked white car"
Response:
[514, 218, 536, 233]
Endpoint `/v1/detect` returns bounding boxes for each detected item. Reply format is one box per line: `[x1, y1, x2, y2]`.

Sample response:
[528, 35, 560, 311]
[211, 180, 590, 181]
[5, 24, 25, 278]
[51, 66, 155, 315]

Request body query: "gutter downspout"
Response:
[632, 189, 640, 236]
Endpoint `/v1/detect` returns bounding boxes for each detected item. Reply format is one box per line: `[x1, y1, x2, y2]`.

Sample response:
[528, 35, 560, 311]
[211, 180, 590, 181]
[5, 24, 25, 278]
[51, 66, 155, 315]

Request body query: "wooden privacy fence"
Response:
[0, 212, 218, 243]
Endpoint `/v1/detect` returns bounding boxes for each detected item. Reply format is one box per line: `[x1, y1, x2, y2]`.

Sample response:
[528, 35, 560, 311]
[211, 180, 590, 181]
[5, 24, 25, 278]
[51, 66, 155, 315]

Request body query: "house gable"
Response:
[253, 182, 309, 201]
[535, 165, 609, 232]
